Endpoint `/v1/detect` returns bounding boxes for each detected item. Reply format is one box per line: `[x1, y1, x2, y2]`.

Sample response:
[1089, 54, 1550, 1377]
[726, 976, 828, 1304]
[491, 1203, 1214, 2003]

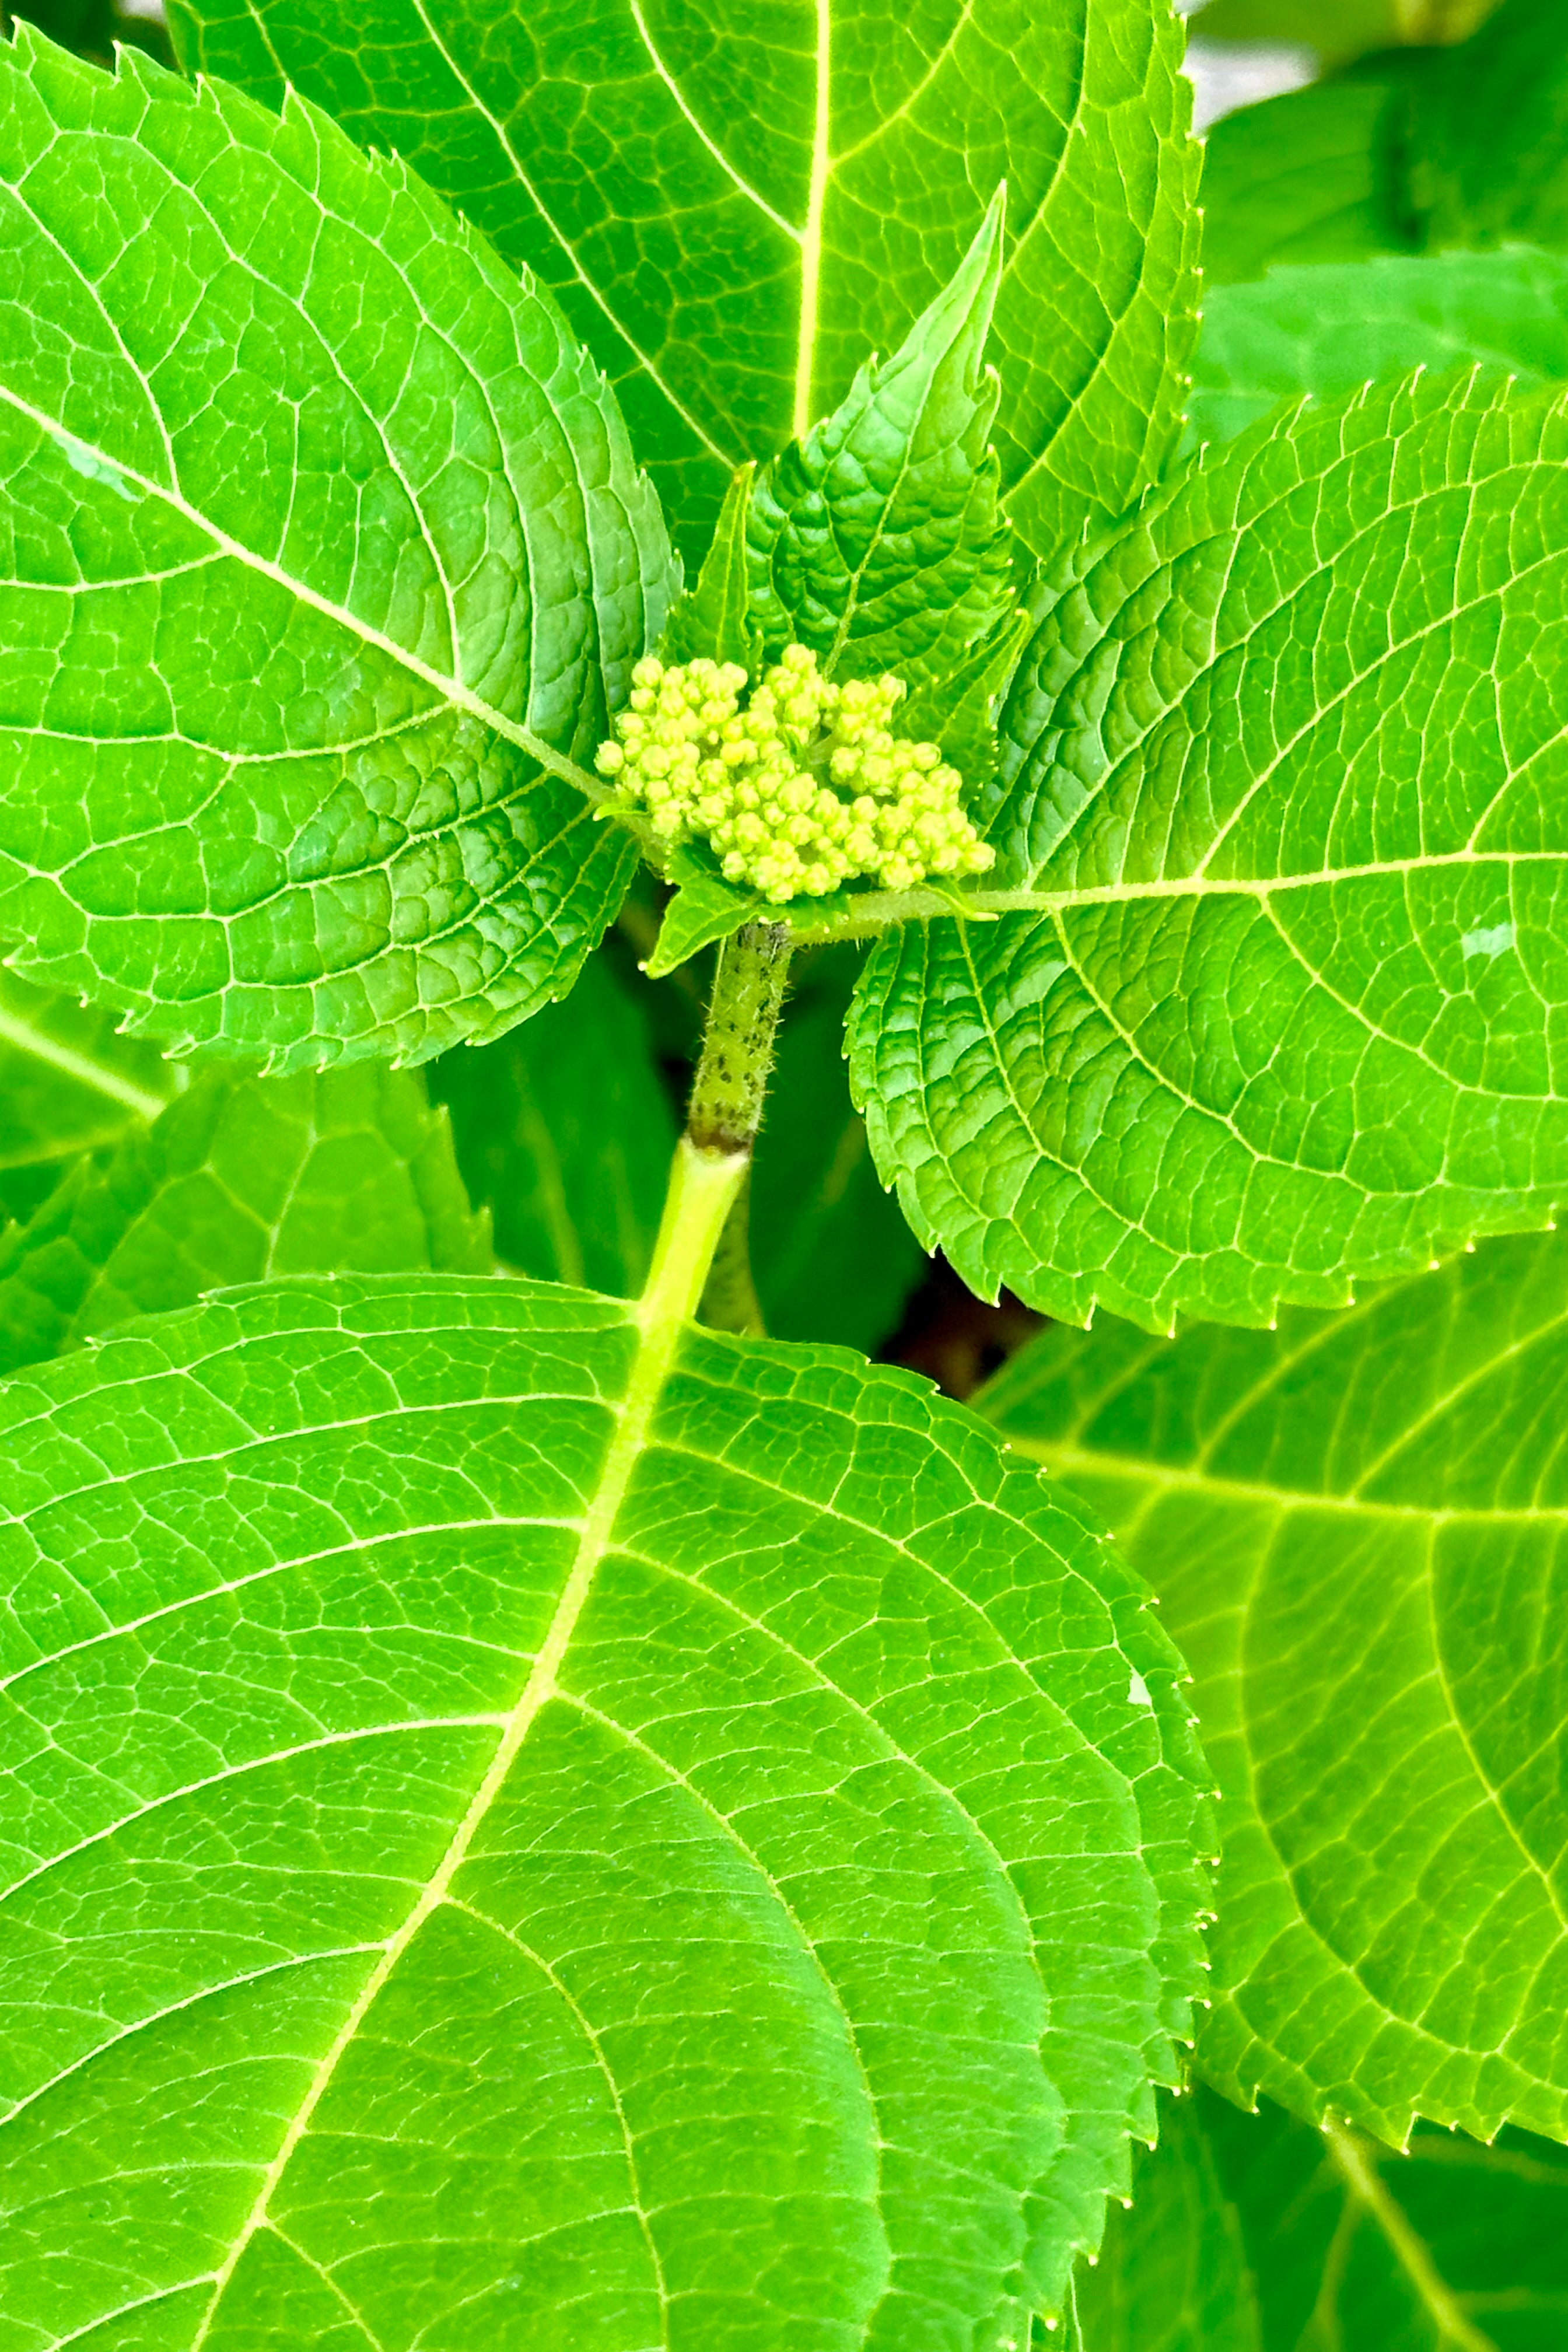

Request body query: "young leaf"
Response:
[166, 0, 1200, 563]
[0, 969, 178, 1220]
[1077, 2085, 1568, 2352]
[659, 463, 761, 675]
[0, 1274, 1210, 2344]
[852, 371, 1568, 1334]
[429, 953, 675, 1296]
[747, 190, 1013, 687]
[0, 32, 676, 1071]
[977, 1223, 1568, 2147]
[644, 842, 769, 979]
[1191, 248, 1568, 446]
[0, 1064, 488, 1377]
[751, 950, 925, 1352]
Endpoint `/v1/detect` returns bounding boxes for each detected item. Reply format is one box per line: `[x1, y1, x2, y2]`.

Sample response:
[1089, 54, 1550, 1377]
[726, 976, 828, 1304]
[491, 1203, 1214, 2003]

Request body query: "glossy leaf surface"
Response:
[978, 1226, 1568, 2145]
[852, 373, 1568, 1333]
[0, 1275, 1209, 2344]
[0, 32, 673, 1070]
[167, 0, 1200, 562]
[430, 953, 674, 1298]
[0, 1063, 487, 1377]
[1076, 2085, 1568, 2351]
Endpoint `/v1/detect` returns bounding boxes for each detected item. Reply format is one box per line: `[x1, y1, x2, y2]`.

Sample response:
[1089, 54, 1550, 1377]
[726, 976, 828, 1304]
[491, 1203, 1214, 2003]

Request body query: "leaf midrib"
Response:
[0, 1002, 168, 1122]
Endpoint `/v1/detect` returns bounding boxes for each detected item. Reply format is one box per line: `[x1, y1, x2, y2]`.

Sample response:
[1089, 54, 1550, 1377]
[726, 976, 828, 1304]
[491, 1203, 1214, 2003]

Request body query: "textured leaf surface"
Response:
[1191, 250, 1568, 445]
[430, 953, 674, 1297]
[167, 0, 1199, 562]
[0, 32, 674, 1069]
[852, 372, 1568, 1333]
[751, 950, 924, 1354]
[977, 1224, 1568, 2144]
[747, 194, 1012, 688]
[1076, 2086, 1568, 2351]
[0, 1273, 1209, 2344]
[0, 970, 177, 1220]
[0, 1063, 487, 1377]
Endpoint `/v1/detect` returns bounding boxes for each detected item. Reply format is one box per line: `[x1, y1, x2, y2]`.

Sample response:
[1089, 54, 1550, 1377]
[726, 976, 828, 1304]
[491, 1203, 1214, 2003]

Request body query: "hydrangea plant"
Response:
[1, 0, 1566, 2342]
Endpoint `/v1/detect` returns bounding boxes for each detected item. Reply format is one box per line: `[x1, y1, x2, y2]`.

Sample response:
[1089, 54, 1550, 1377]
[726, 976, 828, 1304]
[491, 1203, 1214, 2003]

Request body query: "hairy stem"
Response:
[685, 921, 792, 1156]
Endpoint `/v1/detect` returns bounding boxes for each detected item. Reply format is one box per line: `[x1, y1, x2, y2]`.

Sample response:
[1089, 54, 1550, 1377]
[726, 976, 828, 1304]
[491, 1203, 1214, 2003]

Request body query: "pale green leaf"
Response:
[166, 0, 1200, 563]
[660, 463, 761, 676]
[746, 190, 1013, 687]
[0, 1273, 1210, 2343]
[0, 968, 178, 1220]
[851, 372, 1568, 1334]
[1191, 249, 1568, 446]
[644, 844, 767, 980]
[0, 1063, 488, 1377]
[0, 31, 676, 1071]
[429, 952, 674, 1296]
[977, 1224, 1568, 2144]
[751, 949, 925, 1353]
[1076, 2086, 1568, 2352]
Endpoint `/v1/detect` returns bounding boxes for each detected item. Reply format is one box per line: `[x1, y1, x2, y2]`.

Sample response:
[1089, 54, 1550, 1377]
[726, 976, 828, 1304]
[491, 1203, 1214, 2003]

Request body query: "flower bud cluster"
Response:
[595, 642, 995, 903]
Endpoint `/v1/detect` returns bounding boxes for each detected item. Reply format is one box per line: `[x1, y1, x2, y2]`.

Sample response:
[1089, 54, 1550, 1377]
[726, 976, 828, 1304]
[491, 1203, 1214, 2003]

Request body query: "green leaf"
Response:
[644, 842, 768, 979]
[0, 1270, 1210, 2343]
[1077, 2086, 1568, 2351]
[1189, 0, 1496, 67]
[660, 463, 761, 675]
[0, 968, 178, 1221]
[976, 1223, 1568, 2146]
[429, 951, 674, 1296]
[898, 603, 1033, 795]
[0, 1063, 488, 1377]
[1190, 248, 1568, 446]
[851, 372, 1568, 1335]
[166, 0, 1200, 563]
[751, 948, 925, 1353]
[1196, 79, 1403, 288]
[746, 190, 1014, 686]
[0, 31, 676, 1070]
[1068, 2090, 1261, 2352]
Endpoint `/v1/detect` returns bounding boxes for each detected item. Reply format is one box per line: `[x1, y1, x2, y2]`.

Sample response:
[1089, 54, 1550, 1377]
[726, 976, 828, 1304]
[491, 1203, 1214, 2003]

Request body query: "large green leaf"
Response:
[0, 968, 178, 1221]
[166, 0, 1200, 563]
[1074, 2085, 1568, 2350]
[977, 1223, 1568, 2146]
[430, 950, 674, 1297]
[1190, 248, 1568, 446]
[0, 30, 674, 1071]
[0, 1270, 1210, 2343]
[851, 371, 1568, 1334]
[0, 1062, 488, 1376]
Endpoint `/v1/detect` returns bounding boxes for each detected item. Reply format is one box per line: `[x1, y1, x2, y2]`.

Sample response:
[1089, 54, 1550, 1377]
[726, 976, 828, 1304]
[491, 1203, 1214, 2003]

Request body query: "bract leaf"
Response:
[660, 464, 761, 675]
[1076, 2085, 1568, 2352]
[1191, 248, 1568, 446]
[430, 953, 674, 1296]
[851, 372, 1568, 1333]
[0, 970, 178, 1220]
[978, 1224, 1568, 2146]
[0, 1275, 1210, 2343]
[0, 1064, 488, 1377]
[747, 190, 1013, 685]
[166, 0, 1200, 562]
[0, 32, 676, 1070]
[644, 845, 768, 979]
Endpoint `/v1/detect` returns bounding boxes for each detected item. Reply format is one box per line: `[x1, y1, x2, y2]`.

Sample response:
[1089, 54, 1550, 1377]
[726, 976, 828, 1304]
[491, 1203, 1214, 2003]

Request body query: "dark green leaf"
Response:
[0, 1063, 488, 1376]
[751, 949, 925, 1352]
[1191, 248, 1568, 445]
[747, 190, 1013, 685]
[430, 952, 674, 1296]
[0, 969, 177, 1221]
[166, 0, 1200, 563]
[1197, 76, 1405, 286]
[0, 31, 674, 1069]
[1069, 2089, 1260, 2351]
[977, 1224, 1568, 2144]
[852, 373, 1568, 1334]
[0, 1272, 1211, 2342]
[660, 463, 761, 675]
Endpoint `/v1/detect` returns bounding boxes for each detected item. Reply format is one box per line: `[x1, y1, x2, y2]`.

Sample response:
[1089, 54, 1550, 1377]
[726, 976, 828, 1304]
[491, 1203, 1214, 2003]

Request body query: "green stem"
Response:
[685, 921, 792, 1156]
[697, 1166, 765, 1336]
